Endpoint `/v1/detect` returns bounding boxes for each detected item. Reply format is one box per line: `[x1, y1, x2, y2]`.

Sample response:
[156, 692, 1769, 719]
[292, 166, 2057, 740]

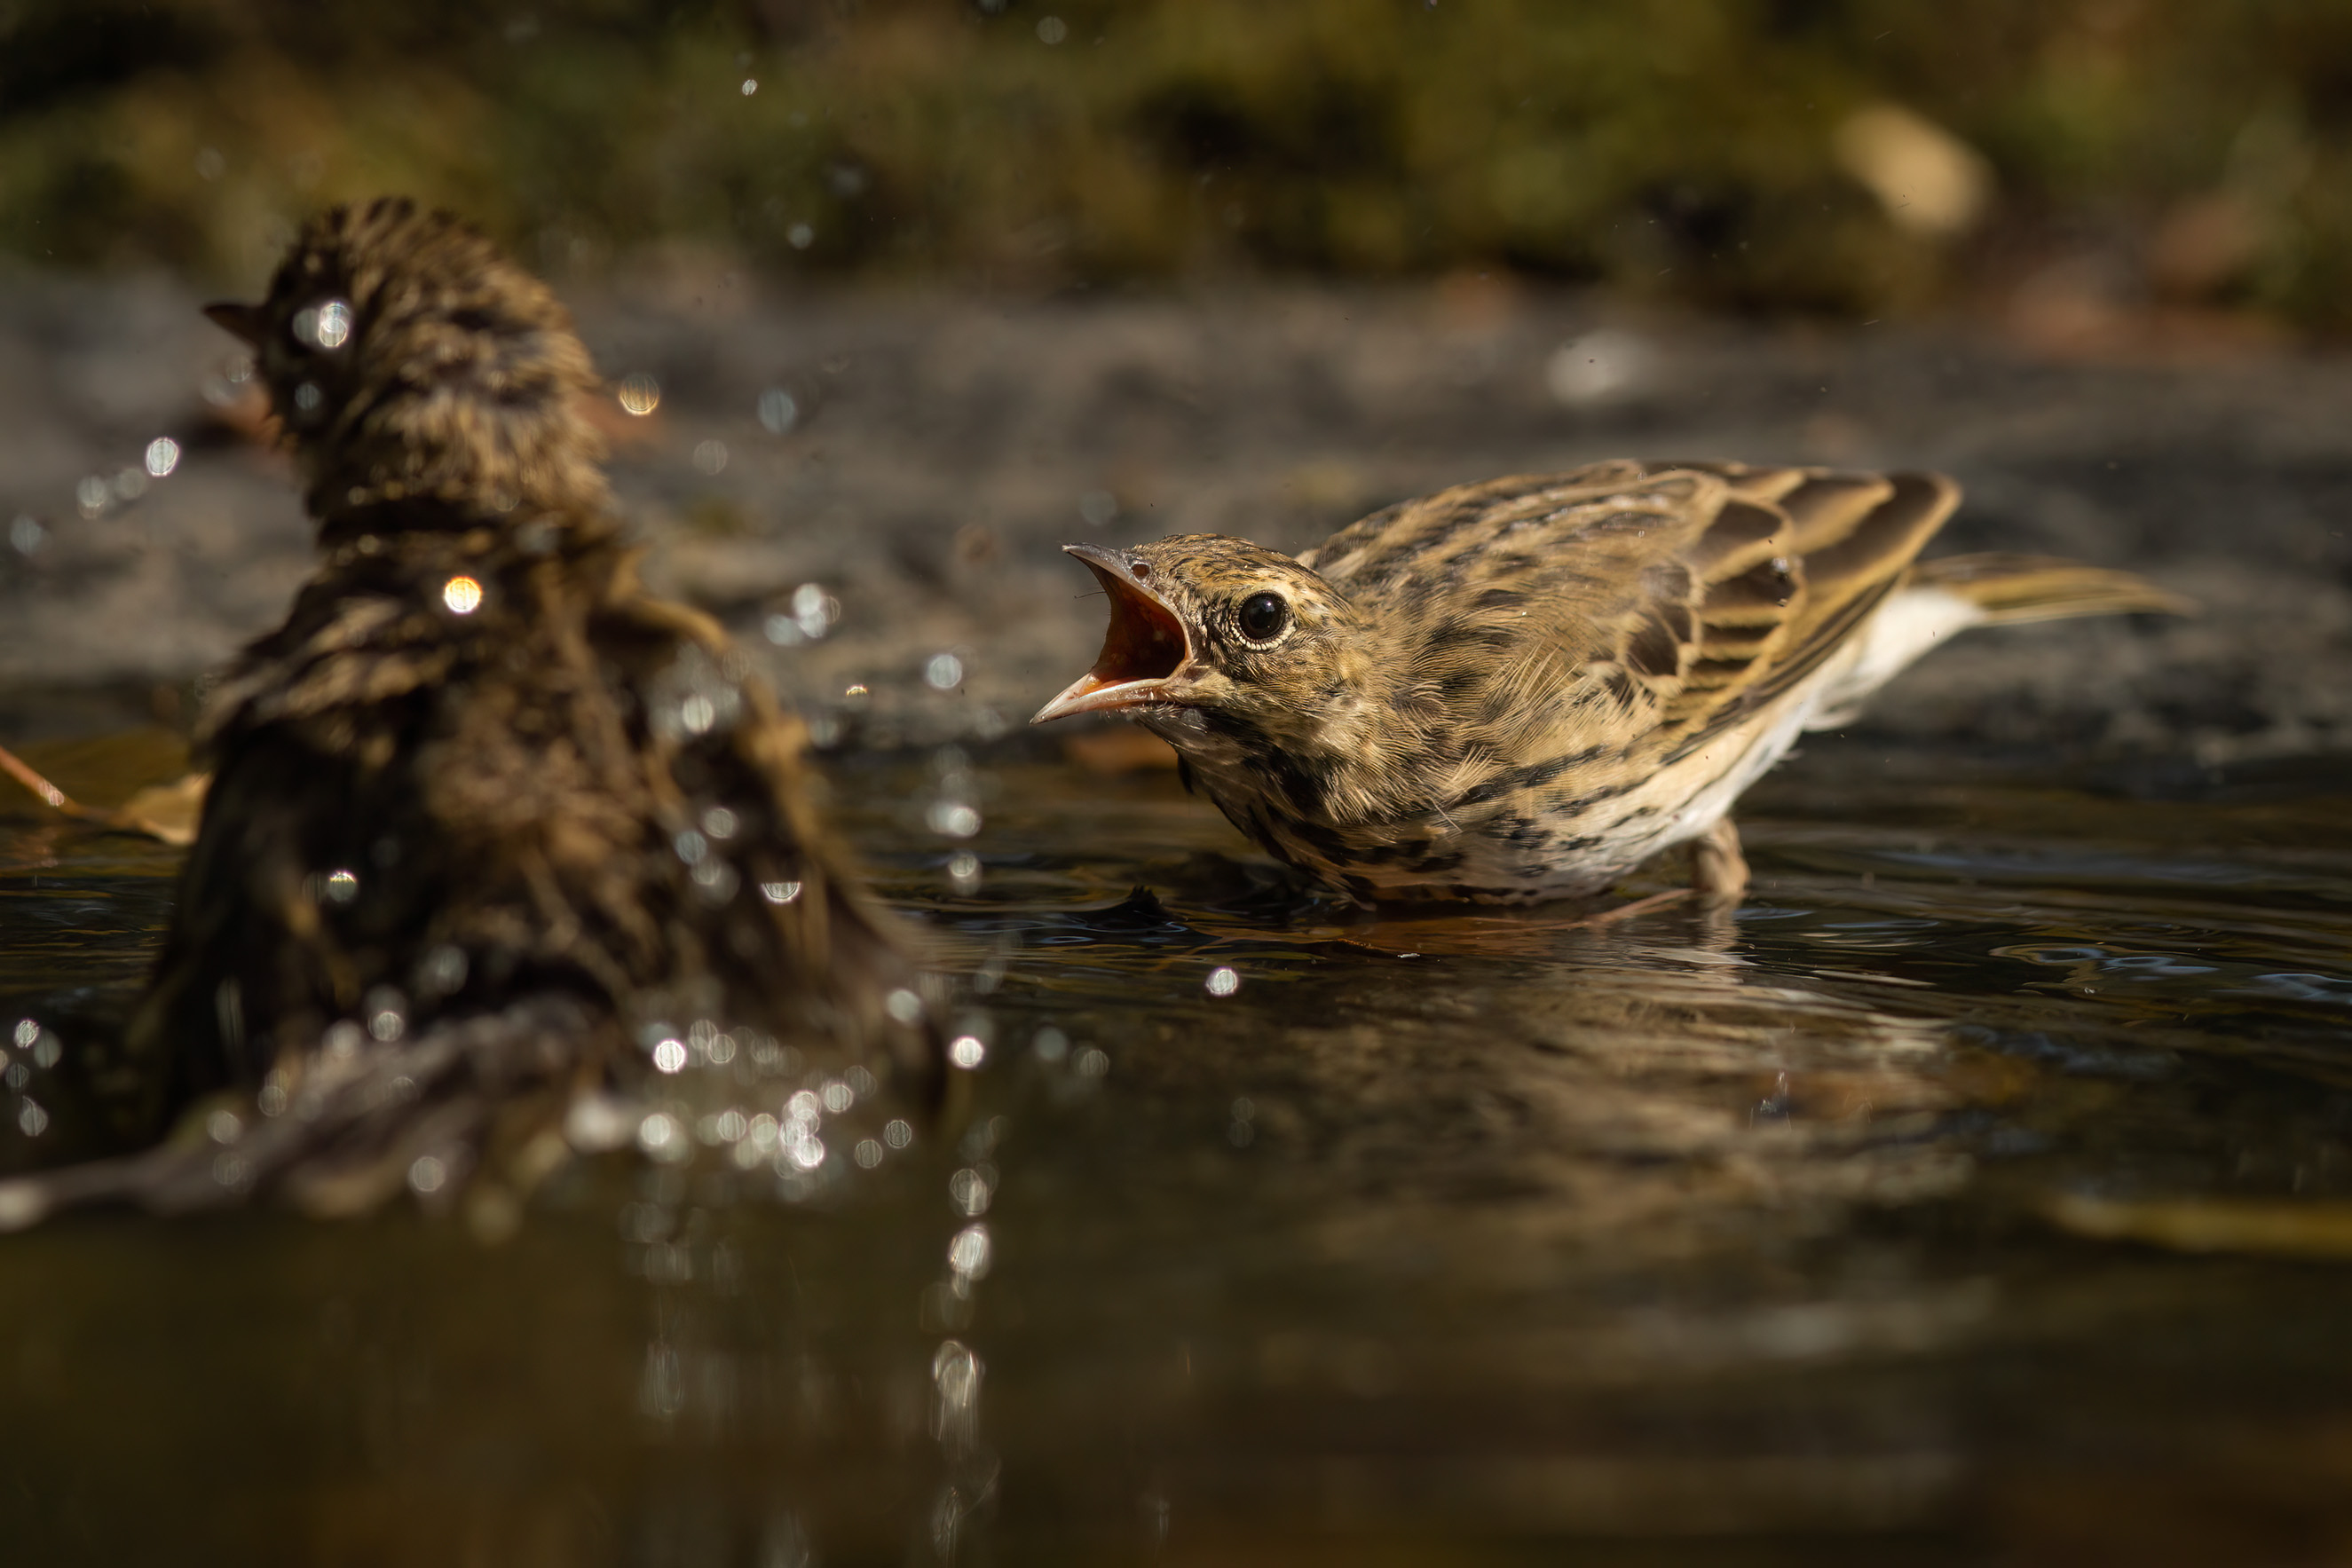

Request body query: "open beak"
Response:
[1031, 545, 1193, 723]
[203, 301, 264, 347]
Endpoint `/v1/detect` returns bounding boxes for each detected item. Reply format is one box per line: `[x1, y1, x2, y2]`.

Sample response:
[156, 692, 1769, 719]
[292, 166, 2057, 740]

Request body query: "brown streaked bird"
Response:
[0, 198, 936, 1228]
[1034, 461, 2190, 907]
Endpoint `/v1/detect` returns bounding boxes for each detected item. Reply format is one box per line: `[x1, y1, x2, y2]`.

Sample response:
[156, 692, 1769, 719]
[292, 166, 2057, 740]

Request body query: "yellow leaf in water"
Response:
[115, 772, 210, 847]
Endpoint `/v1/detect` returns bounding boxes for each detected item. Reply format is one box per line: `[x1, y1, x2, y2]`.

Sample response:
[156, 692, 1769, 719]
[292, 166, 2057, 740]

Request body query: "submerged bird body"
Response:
[12, 200, 931, 1221]
[1036, 461, 2185, 905]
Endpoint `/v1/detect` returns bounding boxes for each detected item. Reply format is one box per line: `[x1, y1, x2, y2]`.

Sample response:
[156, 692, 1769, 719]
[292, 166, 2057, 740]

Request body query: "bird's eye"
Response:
[1237, 591, 1289, 642]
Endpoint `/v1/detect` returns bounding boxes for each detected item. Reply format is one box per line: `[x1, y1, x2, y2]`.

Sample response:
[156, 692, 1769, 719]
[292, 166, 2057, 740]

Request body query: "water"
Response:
[4, 724, 2352, 1563]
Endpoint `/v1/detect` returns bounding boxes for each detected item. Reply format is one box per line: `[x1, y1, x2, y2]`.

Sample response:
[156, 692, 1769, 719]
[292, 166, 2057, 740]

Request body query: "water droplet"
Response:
[760, 879, 803, 905]
[757, 388, 799, 434]
[565, 1095, 635, 1151]
[1075, 1046, 1109, 1078]
[418, 944, 468, 997]
[854, 1138, 884, 1168]
[886, 989, 925, 1026]
[1206, 965, 1242, 997]
[618, 373, 661, 416]
[407, 1155, 447, 1194]
[293, 382, 324, 415]
[947, 850, 982, 893]
[145, 437, 181, 477]
[693, 438, 729, 475]
[701, 807, 739, 839]
[365, 986, 406, 1043]
[925, 652, 965, 689]
[651, 1038, 687, 1074]
[28, 1030, 58, 1070]
[11, 1020, 36, 1050]
[637, 1111, 685, 1158]
[16, 1099, 47, 1138]
[693, 857, 740, 904]
[927, 802, 982, 839]
[75, 477, 109, 517]
[884, 1118, 914, 1149]
[208, 1109, 242, 1144]
[1036, 14, 1068, 43]
[1078, 489, 1117, 526]
[741, 77, 758, 96]
[949, 1035, 986, 1070]
[949, 1167, 992, 1216]
[934, 1338, 981, 1406]
[441, 575, 484, 615]
[323, 868, 360, 904]
[291, 299, 351, 351]
[787, 223, 815, 250]
[947, 1223, 993, 1278]
[790, 582, 838, 641]
[8, 516, 43, 555]
[680, 693, 717, 734]
[1032, 1027, 1069, 1063]
[638, 1339, 684, 1418]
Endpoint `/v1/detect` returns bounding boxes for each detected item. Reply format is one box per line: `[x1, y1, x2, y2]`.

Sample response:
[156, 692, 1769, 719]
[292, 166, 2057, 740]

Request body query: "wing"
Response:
[1306, 461, 1958, 793]
[1642, 461, 1959, 757]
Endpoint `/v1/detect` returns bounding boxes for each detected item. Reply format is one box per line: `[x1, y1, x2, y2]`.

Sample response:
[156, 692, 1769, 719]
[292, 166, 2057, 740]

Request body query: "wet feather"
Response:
[0, 198, 940, 1229]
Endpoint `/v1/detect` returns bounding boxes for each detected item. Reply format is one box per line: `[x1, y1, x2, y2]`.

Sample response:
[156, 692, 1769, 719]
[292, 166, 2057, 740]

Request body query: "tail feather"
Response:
[1803, 551, 2192, 730]
[1910, 553, 2197, 624]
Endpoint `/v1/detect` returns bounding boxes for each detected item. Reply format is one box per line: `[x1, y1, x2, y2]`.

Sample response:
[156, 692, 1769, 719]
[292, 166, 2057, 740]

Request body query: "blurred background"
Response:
[8, 0, 2352, 342]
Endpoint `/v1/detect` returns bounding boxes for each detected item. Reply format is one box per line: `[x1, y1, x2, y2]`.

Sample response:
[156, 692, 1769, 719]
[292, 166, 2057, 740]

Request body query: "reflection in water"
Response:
[3, 731, 2352, 1557]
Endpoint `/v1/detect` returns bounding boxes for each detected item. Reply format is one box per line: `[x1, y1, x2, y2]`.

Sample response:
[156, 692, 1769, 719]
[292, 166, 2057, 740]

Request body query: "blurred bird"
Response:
[1035, 461, 2190, 906]
[0, 198, 936, 1227]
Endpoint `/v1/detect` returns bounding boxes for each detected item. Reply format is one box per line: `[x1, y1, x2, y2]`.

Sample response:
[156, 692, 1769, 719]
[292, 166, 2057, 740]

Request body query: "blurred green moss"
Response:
[5, 0, 2352, 325]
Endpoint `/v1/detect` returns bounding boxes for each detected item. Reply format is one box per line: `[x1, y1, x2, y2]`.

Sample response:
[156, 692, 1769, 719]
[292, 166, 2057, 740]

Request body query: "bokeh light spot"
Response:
[618, 373, 661, 415]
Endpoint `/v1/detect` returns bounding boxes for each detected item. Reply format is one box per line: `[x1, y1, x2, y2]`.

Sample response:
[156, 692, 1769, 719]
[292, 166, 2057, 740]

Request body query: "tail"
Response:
[1803, 553, 2191, 729]
[1909, 553, 2197, 624]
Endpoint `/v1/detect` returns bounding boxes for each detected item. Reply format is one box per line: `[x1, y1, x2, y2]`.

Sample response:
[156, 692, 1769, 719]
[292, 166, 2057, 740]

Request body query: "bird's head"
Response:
[1033, 535, 1382, 760]
[204, 196, 609, 523]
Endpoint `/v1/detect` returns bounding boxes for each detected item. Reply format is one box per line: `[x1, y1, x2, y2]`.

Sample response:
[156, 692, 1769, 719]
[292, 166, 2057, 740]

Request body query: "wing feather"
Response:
[1325, 462, 1956, 754]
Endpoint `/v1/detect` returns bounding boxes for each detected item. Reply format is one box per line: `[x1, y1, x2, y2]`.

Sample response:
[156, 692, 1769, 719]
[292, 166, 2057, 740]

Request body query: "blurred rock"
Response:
[0, 272, 2343, 764]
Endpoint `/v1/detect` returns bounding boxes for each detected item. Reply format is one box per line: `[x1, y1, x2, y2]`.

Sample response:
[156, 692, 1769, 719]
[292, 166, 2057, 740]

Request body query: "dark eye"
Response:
[1237, 591, 1289, 642]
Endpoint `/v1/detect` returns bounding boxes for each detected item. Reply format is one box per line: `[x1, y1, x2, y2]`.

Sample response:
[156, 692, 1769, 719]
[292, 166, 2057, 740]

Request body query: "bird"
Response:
[1032, 460, 2190, 908]
[0, 198, 937, 1228]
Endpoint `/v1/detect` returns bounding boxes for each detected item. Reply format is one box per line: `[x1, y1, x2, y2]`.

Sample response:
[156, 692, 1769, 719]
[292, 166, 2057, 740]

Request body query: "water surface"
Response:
[4, 725, 2351, 1564]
